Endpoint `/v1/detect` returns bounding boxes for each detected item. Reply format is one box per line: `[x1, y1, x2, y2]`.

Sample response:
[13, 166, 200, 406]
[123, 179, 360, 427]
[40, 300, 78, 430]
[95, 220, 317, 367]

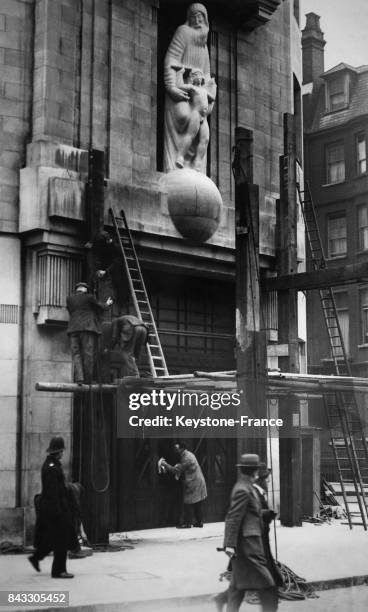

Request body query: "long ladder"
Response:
[109, 208, 169, 377]
[297, 181, 368, 528]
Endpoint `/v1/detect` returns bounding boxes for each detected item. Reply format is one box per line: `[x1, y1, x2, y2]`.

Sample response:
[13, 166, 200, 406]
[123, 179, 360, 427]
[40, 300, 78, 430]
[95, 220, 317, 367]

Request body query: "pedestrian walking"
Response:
[160, 441, 207, 528]
[253, 464, 283, 590]
[223, 453, 279, 612]
[28, 437, 77, 578]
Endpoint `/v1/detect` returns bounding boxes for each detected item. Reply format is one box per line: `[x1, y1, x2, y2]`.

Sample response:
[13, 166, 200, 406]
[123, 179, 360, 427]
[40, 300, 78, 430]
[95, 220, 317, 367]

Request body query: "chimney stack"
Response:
[302, 13, 326, 84]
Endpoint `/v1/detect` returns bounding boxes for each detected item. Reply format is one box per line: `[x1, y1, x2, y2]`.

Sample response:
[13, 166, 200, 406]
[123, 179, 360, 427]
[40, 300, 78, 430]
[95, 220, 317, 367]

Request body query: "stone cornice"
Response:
[233, 0, 281, 29]
[161, 0, 281, 30]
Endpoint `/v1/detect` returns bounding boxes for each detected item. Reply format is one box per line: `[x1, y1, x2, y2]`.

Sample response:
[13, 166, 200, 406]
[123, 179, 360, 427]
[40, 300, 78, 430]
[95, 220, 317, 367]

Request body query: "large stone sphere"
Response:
[164, 169, 223, 243]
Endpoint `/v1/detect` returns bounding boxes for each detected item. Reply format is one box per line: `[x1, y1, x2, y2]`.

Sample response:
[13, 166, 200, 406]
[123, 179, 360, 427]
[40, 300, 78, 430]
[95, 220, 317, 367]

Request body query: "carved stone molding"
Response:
[160, 1, 281, 30]
[34, 246, 83, 325]
[231, 0, 281, 29]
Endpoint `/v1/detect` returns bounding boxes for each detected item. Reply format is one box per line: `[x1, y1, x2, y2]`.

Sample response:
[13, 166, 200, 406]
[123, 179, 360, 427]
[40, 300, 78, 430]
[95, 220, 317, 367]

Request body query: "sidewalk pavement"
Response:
[0, 521, 368, 611]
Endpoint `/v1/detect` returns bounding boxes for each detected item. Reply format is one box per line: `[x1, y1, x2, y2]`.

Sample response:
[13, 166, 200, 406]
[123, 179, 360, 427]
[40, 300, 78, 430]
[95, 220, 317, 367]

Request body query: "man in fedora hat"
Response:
[66, 282, 113, 383]
[223, 454, 279, 611]
[29, 437, 77, 578]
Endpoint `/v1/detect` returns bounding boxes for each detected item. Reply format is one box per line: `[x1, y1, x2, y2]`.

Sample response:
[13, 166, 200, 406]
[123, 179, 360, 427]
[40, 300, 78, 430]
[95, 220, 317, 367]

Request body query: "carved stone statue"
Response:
[163, 3, 216, 173]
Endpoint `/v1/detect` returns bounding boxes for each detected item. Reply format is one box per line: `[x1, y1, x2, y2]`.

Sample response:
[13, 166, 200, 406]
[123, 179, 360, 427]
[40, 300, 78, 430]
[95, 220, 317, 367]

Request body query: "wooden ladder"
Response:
[109, 208, 169, 378]
[297, 181, 368, 529]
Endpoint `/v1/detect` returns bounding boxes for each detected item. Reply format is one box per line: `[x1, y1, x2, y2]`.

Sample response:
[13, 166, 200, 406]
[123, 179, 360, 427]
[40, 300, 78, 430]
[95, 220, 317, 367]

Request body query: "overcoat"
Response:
[223, 474, 276, 590]
[171, 449, 207, 504]
[34, 456, 77, 552]
[253, 484, 283, 587]
[66, 292, 107, 335]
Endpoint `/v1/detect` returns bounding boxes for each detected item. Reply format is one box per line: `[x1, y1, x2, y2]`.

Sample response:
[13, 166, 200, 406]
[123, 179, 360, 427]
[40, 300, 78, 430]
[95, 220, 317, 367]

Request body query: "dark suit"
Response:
[66, 292, 108, 382]
[33, 456, 77, 576]
[253, 484, 283, 589]
[90, 235, 126, 306]
[111, 315, 148, 377]
[223, 474, 278, 612]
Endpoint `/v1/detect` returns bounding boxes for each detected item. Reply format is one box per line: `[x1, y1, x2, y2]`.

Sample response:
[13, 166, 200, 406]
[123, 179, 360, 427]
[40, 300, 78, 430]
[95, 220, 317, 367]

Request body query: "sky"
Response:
[301, 0, 368, 70]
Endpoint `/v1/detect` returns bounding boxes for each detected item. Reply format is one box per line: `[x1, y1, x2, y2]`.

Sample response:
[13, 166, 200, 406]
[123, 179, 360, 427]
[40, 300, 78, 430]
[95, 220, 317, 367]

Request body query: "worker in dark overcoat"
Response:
[160, 441, 207, 527]
[66, 282, 113, 383]
[223, 453, 279, 612]
[28, 437, 77, 578]
[85, 231, 127, 307]
[253, 464, 283, 590]
[110, 314, 148, 377]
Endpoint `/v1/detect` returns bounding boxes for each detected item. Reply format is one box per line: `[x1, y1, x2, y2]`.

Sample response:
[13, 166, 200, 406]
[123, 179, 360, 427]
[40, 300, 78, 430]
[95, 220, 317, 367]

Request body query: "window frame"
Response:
[360, 287, 368, 345]
[357, 203, 368, 251]
[333, 290, 349, 356]
[324, 73, 349, 113]
[327, 213, 347, 259]
[325, 141, 345, 185]
[356, 132, 367, 176]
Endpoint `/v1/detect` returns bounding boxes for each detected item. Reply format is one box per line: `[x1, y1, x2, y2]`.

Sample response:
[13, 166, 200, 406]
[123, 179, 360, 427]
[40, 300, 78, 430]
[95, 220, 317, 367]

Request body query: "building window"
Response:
[326, 142, 345, 184]
[360, 288, 368, 344]
[326, 75, 347, 112]
[358, 204, 368, 250]
[327, 215, 347, 258]
[356, 133, 367, 175]
[333, 291, 349, 356]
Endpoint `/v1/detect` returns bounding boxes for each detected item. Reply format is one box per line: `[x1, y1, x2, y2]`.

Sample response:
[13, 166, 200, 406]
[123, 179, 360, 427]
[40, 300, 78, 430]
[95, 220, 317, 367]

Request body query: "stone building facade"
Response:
[0, 0, 303, 539]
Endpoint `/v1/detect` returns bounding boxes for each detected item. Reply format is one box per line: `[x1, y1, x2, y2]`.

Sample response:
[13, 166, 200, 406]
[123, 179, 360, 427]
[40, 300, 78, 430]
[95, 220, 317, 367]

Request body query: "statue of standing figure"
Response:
[163, 3, 216, 173]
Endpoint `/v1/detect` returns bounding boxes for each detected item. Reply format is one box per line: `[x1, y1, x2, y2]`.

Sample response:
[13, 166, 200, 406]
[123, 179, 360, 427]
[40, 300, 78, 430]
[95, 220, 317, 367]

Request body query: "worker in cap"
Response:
[66, 281, 113, 383]
[29, 437, 77, 578]
[222, 454, 279, 611]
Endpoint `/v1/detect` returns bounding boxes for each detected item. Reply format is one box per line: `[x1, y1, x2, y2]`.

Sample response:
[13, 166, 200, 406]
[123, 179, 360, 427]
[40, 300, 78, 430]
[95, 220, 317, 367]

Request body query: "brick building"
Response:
[303, 14, 368, 376]
[0, 0, 304, 541]
[302, 13, 368, 480]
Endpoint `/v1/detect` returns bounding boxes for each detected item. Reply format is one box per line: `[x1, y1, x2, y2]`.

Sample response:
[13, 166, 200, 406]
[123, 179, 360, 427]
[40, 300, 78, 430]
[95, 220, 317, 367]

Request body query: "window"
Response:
[358, 204, 368, 250]
[326, 142, 345, 184]
[334, 291, 349, 356]
[327, 215, 347, 258]
[360, 288, 368, 344]
[326, 75, 347, 112]
[356, 133, 367, 175]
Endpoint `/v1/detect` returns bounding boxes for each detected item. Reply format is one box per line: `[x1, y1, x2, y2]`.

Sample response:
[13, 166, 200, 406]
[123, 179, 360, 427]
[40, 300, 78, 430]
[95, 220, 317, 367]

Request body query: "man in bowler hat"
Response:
[66, 282, 113, 383]
[223, 454, 279, 611]
[29, 437, 77, 578]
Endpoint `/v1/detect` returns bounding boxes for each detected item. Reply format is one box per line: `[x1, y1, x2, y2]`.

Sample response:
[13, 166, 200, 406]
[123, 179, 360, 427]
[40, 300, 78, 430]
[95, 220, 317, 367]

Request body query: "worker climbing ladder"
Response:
[297, 180, 368, 529]
[109, 208, 169, 378]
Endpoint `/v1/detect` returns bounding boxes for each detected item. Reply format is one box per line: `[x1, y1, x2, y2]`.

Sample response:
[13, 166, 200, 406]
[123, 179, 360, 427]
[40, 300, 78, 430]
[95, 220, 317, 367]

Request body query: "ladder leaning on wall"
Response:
[297, 180, 368, 529]
[109, 207, 169, 378]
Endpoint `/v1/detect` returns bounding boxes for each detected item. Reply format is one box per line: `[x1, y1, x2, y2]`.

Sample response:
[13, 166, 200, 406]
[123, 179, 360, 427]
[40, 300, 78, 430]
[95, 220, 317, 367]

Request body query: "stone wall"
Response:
[0, 0, 302, 540]
[0, 0, 33, 520]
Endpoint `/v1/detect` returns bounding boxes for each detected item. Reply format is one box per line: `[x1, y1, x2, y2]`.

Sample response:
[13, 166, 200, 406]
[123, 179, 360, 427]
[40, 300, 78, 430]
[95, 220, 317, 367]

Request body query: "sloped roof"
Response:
[308, 64, 368, 133]
[322, 62, 358, 77]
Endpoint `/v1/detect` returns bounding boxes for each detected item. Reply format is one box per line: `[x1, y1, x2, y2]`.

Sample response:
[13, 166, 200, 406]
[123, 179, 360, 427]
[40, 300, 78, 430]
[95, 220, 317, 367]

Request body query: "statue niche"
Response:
[163, 3, 216, 173]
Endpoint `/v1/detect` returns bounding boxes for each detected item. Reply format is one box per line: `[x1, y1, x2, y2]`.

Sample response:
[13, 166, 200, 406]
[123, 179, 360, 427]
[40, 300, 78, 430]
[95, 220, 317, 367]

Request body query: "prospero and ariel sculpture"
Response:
[163, 3, 223, 244]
